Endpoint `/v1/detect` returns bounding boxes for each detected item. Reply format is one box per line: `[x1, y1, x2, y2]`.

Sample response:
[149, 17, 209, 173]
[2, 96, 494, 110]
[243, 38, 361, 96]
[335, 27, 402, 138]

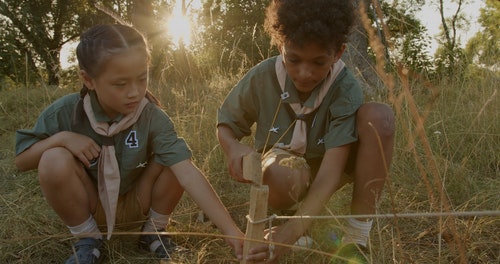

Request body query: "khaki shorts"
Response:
[93, 186, 148, 231]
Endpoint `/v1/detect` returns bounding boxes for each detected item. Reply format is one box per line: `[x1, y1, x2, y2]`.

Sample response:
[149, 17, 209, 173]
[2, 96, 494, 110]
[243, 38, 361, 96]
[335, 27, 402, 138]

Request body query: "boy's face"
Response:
[81, 49, 149, 119]
[281, 42, 344, 96]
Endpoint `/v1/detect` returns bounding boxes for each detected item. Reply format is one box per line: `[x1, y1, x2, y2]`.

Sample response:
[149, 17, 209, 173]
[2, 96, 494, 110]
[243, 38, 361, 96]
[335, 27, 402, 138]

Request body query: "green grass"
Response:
[0, 66, 499, 263]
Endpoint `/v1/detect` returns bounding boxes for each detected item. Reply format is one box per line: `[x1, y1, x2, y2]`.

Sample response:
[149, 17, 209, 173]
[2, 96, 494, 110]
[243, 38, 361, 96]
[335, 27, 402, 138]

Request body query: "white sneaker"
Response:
[293, 235, 314, 250]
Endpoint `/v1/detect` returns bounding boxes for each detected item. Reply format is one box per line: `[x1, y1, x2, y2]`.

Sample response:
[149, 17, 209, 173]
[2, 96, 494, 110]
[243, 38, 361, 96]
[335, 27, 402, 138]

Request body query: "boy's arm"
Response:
[247, 144, 351, 261]
[15, 131, 101, 171]
[285, 144, 350, 233]
[216, 125, 254, 182]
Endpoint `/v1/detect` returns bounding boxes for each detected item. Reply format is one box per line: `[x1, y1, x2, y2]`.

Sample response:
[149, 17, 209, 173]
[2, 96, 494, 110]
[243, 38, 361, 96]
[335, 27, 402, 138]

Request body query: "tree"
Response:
[0, 0, 99, 85]
[342, 0, 384, 95]
[0, 17, 38, 84]
[465, 0, 499, 72]
[381, 1, 432, 74]
[346, 0, 431, 93]
[434, 0, 468, 73]
[196, 0, 272, 74]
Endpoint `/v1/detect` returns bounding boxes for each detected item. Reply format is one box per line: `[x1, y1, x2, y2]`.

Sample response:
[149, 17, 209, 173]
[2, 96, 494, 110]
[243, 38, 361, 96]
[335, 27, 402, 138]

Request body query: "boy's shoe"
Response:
[293, 235, 315, 250]
[331, 243, 369, 264]
[138, 229, 186, 259]
[65, 237, 103, 264]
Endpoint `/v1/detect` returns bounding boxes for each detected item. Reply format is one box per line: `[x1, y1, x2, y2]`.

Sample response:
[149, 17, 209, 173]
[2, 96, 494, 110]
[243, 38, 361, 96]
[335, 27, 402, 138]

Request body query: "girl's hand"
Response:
[225, 236, 244, 260]
[58, 131, 101, 167]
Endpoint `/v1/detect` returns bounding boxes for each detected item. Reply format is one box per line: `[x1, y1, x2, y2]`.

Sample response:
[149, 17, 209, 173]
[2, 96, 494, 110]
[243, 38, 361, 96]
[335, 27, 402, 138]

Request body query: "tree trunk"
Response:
[342, 0, 383, 96]
[132, 0, 154, 37]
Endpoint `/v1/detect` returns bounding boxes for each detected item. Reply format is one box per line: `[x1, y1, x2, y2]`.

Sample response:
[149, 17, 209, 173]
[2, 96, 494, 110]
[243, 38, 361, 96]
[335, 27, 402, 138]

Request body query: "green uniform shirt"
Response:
[217, 56, 363, 160]
[16, 91, 192, 194]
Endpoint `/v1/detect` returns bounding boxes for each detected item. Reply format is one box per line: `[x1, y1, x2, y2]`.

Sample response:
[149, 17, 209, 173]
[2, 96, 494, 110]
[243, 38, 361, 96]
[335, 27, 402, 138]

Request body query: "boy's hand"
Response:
[226, 143, 254, 182]
[246, 224, 302, 263]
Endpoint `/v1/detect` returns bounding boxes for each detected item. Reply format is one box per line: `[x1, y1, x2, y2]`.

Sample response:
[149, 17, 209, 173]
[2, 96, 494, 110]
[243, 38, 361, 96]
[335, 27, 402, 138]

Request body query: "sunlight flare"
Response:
[166, 1, 192, 47]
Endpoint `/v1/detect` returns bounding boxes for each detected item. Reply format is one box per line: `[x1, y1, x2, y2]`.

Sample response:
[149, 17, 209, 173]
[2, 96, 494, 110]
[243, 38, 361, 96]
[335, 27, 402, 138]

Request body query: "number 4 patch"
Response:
[125, 130, 139, 148]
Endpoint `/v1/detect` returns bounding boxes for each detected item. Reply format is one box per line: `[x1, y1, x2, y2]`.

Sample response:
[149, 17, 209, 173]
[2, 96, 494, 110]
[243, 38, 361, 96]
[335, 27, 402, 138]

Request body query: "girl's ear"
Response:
[80, 70, 94, 90]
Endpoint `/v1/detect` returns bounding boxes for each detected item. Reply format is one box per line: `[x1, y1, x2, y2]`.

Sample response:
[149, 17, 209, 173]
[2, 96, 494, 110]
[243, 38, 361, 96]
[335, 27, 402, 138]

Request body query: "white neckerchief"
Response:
[83, 94, 148, 239]
[275, 55, 345, 155]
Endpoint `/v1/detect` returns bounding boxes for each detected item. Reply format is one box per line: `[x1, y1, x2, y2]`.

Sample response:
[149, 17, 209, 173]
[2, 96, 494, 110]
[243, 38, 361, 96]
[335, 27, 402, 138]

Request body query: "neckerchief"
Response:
[275, 55, 345, 155]
[83, 94, 148, 239]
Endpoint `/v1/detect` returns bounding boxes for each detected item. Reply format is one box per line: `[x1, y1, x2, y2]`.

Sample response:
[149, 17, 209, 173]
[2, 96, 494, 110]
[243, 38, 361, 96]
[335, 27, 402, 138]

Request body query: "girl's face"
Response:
[282, 42, 344, 98]
[81, 49, 149, 119]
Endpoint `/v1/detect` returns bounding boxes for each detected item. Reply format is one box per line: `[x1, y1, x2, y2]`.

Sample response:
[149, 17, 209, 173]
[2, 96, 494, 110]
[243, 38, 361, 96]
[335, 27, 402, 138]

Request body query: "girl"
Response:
[217, 0, 395, 263]
[15, 24, 245, 263]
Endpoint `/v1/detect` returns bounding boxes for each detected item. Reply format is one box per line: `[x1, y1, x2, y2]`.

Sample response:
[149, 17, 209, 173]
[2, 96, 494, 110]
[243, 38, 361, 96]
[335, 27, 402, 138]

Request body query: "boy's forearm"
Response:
[287, 145, 351, 236]
[216, 125, 239, 156]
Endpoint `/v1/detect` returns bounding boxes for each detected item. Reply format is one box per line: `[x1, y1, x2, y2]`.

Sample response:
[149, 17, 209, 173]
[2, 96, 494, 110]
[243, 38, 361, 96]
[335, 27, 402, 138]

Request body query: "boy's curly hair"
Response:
[264, 0, 356, 52]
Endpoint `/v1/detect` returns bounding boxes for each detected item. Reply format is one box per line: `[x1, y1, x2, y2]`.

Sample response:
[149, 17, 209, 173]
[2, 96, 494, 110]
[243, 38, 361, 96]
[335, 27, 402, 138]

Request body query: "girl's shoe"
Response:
[65, 237, 103, 264]
[138, 229, 186, 259]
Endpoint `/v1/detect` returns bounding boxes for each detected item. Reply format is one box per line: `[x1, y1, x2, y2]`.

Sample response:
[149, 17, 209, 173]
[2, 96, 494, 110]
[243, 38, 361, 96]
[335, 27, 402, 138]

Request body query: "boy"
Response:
[216, 0, 395, 262]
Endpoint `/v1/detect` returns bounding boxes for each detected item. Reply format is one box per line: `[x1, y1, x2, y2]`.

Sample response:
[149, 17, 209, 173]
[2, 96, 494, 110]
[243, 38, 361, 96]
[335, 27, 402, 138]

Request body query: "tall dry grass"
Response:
[1, 7, 499, 264]
[1, 60, 498, 263]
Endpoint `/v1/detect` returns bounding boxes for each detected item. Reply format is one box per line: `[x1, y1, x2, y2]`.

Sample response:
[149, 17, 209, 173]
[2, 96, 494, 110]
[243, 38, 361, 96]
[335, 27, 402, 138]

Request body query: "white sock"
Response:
[68, 215, 103, 240]
[142, 208, 170, 233]
[341, 218, 373, 247]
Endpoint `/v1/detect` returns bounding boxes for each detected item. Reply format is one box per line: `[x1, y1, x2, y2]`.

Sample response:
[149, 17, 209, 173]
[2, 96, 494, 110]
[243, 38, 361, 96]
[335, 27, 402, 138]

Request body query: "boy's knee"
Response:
[357, 102, 395, 137]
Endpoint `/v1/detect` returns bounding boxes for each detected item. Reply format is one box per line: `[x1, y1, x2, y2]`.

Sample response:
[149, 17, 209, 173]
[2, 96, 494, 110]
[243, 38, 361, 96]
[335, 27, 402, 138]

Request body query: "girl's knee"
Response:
[357, 102, 395, 137]
[38, 147, 79, 185]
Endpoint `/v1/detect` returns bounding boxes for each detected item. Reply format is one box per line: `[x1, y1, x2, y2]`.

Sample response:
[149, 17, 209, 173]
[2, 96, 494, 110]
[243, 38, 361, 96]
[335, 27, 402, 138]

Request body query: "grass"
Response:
[1, 37, 499, 263]
[1, 66, 498, 263]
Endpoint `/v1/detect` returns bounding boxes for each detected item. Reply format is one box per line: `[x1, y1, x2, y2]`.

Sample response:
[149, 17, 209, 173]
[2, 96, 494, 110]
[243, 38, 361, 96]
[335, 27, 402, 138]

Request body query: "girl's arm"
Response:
[15, 131, 101, 171]
[169, 159, 245, 257]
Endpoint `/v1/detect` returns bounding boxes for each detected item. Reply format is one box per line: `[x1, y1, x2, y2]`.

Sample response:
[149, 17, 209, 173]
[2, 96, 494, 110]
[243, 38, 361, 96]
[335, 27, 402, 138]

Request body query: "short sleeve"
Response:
[15, 94, 77, 155]
[149, 107, 192, 166]
[323, 76, 363, 149]
[217, 68, 260, 140]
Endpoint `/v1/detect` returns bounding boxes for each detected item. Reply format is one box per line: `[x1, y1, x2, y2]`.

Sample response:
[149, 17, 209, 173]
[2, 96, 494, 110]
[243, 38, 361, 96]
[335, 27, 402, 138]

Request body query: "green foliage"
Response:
[381, 1, 433, 74]
[195, 0, 274, 74]
[0, 0, 112, 86]
[465, 0, 500, 71]
[432, 0, 470, 74]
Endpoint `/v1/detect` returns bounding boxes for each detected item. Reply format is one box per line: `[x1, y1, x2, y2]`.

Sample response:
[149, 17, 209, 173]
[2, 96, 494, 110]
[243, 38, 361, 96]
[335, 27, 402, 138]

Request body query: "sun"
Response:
[166, 1, 192, 47]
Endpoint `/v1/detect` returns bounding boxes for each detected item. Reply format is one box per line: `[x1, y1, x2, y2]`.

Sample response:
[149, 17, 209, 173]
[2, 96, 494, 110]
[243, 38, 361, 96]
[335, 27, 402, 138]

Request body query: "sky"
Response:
[418, 0, 484, 54]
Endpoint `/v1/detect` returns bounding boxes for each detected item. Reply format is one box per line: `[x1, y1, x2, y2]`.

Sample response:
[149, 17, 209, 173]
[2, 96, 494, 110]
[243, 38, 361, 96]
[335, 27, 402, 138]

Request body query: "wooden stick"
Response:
[242, 152, 264, 185]
[241, 152, 269, 264]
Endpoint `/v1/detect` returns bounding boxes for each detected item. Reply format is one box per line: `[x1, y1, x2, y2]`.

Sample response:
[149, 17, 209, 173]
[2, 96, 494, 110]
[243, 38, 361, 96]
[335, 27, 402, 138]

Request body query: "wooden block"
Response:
[242, 152, 263, 185]
[241, 185, 269, 264]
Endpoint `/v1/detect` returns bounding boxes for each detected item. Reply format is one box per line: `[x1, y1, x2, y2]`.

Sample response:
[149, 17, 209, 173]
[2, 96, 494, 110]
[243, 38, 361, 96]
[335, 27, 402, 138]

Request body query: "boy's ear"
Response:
[80, 70, 94, 90]
[335, 44, 347, 61]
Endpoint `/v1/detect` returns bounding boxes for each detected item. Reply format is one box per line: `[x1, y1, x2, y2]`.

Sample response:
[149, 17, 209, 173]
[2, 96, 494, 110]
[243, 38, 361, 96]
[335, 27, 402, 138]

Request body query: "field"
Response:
[0, 64, 499, 263]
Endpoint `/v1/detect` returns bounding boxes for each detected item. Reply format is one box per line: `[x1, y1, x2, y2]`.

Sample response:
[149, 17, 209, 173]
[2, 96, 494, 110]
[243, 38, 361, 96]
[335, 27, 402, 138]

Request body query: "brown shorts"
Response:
[93, 186, 148, 231]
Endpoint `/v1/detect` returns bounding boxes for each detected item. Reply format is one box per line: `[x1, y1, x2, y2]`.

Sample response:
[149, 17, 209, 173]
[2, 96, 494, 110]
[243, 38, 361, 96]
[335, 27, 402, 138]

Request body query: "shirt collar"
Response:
[89, 90, 124, 123]
[283, 78, 323, 108]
